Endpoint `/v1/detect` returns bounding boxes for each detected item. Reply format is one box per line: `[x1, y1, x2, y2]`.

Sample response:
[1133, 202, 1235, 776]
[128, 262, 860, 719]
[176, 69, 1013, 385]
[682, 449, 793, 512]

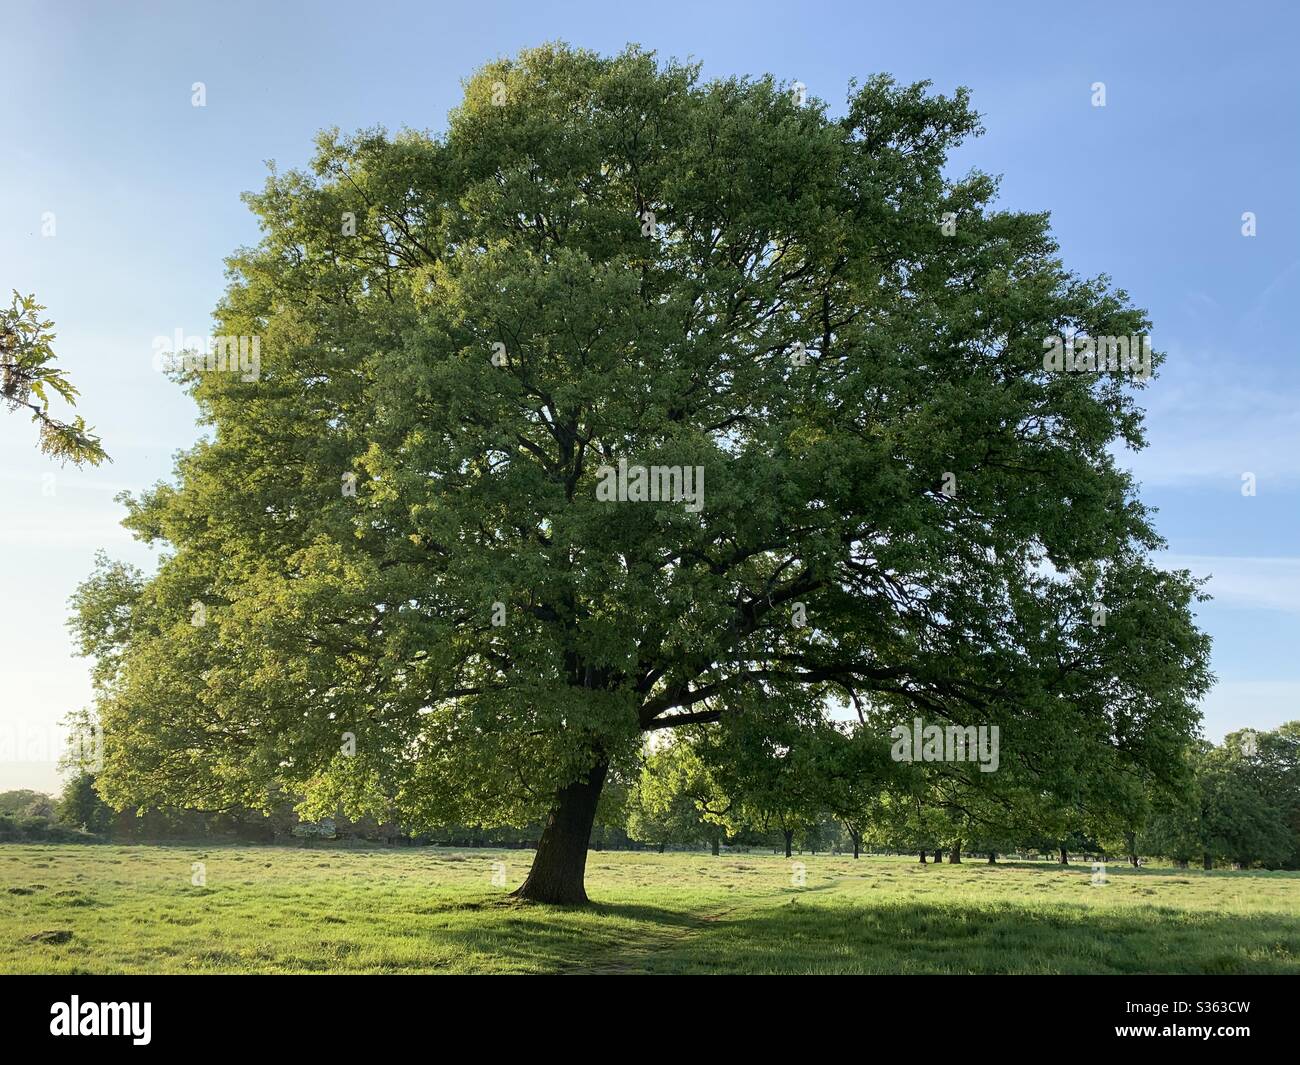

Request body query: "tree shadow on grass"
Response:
[345, 897, 715, 974]
[623, 896, 1300, 975]
[373, 890, 1297, 974]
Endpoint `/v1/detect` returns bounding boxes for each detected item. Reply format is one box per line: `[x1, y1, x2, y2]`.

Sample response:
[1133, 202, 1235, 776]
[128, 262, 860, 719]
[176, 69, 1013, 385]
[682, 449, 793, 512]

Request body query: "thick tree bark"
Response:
[934, 849, 943, 863]
[948, 840, 962, 863]
[783, 829, 794, 858]
[511, 761, 607, 904]
[919, 850, 927, 863]
[987, 851, 997, 864]
[711, 836, 720, 856]
[1059, 846, 1069, 865]
[1203, 852, 1213, 870]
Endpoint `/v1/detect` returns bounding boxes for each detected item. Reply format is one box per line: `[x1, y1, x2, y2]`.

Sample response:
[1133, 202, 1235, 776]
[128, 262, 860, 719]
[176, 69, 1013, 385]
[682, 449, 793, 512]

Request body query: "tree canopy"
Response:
[71, 43, 1211, 903]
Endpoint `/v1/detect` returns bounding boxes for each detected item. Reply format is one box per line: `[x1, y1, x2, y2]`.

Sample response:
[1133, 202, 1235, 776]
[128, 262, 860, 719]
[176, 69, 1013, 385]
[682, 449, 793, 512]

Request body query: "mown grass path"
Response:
[2, 845, 1297, 974]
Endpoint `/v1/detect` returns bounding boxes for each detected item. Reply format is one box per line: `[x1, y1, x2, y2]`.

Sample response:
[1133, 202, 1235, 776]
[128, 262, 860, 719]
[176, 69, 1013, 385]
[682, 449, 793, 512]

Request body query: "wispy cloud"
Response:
[1117, 310, 1300, 485]
[1159, 554, 1300, 613]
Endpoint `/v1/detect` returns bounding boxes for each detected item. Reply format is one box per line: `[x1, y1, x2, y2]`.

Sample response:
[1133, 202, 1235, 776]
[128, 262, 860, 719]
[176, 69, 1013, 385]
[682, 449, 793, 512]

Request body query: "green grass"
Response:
[2, 844, 1298, 974]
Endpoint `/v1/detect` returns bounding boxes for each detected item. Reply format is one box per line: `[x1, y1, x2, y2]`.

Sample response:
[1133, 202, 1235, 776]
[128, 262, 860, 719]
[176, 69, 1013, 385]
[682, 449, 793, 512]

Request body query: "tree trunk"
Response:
[987, 851, 997, 863]
[850, 829, 861, 859]
[711, 836, 720, 856]
[948, 840, 962, 863]
[1125, 832, 1138, 867]
[783, 829, 794, 859]
[934, 849, 943, 863]
[1059, 846, 1069, 865]
[510, 761, 607, 905]
[919, 850, 927, 863]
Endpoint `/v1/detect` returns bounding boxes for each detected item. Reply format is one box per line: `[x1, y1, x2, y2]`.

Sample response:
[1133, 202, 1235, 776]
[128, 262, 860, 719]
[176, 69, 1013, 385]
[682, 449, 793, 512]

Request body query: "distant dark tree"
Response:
[1233, 723, 1300, 868]
[0, 789, 52, 817]
[57, 772, 115, 834]
[1200, 742, 1291, 868]
[1142, 736, 1293, 869]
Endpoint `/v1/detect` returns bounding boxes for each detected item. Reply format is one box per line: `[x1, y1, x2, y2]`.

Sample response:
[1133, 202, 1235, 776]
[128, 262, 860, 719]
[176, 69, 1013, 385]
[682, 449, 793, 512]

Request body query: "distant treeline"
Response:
[1, 776, 825, 854]
[0, 781, 545, 847]
[6, 722, 1299, 870]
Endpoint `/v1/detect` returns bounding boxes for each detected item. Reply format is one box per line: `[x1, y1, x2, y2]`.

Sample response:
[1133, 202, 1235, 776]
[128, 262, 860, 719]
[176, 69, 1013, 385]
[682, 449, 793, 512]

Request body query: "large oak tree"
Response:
[71, 44, 1210, 903]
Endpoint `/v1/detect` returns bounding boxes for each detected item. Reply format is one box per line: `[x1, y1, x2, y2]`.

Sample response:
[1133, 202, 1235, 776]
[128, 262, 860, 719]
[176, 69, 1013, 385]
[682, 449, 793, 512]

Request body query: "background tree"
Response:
[1140, 750, 1205, 868]
[625, 740, 718, 852]
[1233, 724, 1300, 869]
[819, 721, 896, 858]
[1199, 741, 1291, 869]
[590, 769, 631, 852]
[1, 291, 107, 464]
[861, 786, 951, 862]
[697, 718, 832, 859]
[1141, 735, 1295, 870]
[0, 790, 53, 819]
[72, 43, 1211, 904]
[56, 772, 115, 835]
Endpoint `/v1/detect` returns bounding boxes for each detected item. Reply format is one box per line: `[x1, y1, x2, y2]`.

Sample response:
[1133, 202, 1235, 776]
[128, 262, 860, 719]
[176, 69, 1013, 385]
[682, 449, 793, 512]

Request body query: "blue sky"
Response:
[2, 0, 1297, 793]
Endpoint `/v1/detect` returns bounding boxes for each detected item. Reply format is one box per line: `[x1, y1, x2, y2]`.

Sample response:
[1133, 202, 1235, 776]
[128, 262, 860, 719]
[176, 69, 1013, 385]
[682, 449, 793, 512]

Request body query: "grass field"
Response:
[2, 844, 1298, 974]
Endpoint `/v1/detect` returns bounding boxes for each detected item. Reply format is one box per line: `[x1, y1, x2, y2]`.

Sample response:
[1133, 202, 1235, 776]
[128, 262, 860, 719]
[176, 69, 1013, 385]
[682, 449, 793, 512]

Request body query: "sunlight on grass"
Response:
[1, 845, 1297, 974]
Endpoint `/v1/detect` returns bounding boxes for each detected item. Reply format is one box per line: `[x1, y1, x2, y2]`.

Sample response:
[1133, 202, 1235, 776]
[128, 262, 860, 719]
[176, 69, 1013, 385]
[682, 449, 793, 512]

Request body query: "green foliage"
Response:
[692, 716, 831, 847]
[70, 45, 1209, 883]
[0, 789, 99, 843]
[1140, 727, 1299, 868]
[0, 790, 52, 818]
[1199, 738, 1292, 867]
[0, 291, 107, 465]
[56, 774, 115, 835]
[1237, 723, 1300, 868]
[625, 739, 724, 849]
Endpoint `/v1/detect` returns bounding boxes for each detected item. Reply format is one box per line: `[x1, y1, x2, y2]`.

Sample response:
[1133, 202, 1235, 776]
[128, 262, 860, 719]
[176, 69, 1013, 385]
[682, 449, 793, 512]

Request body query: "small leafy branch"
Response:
[0, 290, 108, 466]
